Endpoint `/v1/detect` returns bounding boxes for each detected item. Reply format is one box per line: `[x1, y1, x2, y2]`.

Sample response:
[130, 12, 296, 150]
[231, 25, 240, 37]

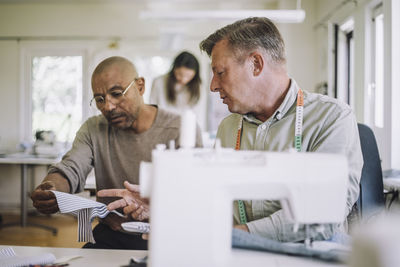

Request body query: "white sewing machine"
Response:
[139, 144, 349, 267]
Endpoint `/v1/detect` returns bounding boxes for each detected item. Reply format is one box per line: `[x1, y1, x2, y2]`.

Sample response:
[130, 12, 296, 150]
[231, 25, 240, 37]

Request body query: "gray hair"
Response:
[199, 17, 286, 64]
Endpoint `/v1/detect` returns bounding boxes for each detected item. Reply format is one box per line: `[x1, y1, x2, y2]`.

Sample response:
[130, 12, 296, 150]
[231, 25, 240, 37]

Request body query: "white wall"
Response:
[391, 0, 400, 169]
[278, 0, 318, 92]
[385, 0, 400, 169]
[0, 41, 20, 151]
[0, 40, 23, 211]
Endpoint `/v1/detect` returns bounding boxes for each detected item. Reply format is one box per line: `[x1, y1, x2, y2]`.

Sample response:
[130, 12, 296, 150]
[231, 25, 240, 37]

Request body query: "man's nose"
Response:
[210, 76, 219, 92]
[103, 95, 117, 111]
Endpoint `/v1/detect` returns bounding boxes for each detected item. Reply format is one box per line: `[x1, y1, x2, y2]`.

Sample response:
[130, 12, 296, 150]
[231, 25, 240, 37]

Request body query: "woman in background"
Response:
[150, 51, 202, 115]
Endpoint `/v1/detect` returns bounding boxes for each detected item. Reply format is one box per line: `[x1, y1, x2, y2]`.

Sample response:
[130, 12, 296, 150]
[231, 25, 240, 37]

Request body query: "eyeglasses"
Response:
[90, 79, 137, 108]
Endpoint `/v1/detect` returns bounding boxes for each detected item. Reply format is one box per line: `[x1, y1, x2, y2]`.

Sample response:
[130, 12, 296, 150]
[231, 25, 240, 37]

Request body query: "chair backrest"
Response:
[356, 123, 385, 220]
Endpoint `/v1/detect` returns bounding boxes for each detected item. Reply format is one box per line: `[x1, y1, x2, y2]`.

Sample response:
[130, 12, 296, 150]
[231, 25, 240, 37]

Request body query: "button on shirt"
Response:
[216, 79, 363, 242]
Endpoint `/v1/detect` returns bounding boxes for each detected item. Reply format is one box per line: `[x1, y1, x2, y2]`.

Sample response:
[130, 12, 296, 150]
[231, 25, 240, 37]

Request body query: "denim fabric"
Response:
[231, 228, 349, 263]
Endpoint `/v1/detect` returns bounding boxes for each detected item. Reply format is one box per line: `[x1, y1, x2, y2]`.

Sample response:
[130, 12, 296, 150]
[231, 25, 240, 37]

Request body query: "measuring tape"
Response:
[235, 116, 247, 224]
[234, 89, 304, 225]
[295, 89, 304, 152]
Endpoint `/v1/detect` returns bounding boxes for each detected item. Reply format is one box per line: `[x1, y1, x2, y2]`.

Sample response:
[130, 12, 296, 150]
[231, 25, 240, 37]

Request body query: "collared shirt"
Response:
[216, 79, 363, 242]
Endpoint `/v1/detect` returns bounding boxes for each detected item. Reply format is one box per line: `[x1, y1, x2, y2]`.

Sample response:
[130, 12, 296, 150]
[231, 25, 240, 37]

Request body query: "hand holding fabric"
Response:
[30, 181, 59, 214]
[100, 212, 130, 231]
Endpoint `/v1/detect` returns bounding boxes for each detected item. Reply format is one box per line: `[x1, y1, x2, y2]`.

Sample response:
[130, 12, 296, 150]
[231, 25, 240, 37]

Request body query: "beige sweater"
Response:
[48, 107, 203, 204]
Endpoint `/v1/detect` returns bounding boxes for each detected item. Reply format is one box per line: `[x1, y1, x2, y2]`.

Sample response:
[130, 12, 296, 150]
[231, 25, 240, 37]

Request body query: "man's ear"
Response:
[136, 77, 146, 96]
[250, 52, 264, 77]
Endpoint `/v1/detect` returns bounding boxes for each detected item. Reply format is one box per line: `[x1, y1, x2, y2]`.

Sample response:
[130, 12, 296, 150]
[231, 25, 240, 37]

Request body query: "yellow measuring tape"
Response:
[234, 89, 304, 225]
[235, 116, 247, 225]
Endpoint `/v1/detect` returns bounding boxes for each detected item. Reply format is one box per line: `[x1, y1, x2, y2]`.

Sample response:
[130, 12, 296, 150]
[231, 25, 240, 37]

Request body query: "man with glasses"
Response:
[30, 56, 203, 249]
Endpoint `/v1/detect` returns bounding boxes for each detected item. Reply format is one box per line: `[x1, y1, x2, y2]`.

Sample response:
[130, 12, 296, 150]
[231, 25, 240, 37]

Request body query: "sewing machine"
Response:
[139, 145, 348, 267]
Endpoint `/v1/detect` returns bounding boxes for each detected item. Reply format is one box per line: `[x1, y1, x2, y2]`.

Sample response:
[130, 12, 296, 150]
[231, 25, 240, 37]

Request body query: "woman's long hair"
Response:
[166, 51, 201, 105]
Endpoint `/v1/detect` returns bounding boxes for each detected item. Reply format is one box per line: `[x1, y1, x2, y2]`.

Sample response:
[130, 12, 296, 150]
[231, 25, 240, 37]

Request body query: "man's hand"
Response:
[142, 233, 149, 240]
[234, 224, 250, 232]
[30, 181, 59, 214]
[121, 200, 149, 221]
[97, 181, 150, 221]
[101, 212, 130, 231]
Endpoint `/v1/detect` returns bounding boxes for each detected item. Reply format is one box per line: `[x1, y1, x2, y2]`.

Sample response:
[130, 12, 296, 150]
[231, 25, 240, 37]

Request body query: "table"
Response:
[0, 245, 346, 267]
[0, 153, 61, 234]
[0, 245, 147, 267]
[383, 177, 400, 209]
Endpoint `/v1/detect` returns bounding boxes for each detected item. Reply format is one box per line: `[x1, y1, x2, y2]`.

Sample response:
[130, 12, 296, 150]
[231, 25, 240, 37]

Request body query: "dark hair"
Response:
[199, 17, 286, 64]
[166, 51, 201, 105]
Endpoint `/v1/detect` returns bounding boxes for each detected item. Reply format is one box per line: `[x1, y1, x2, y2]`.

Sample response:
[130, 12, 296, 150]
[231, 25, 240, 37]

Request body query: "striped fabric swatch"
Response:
[0, 247, 56, 267]
[0, 247, 16, 258]
[51, 190, 123, 243]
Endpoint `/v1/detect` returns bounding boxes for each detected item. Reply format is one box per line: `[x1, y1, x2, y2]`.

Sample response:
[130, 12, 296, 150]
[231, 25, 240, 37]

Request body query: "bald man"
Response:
[31, 56, 203, 249]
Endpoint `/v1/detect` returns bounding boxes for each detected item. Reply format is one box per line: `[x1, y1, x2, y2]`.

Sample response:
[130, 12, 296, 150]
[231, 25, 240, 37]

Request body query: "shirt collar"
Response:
[275, 78, 299, 120]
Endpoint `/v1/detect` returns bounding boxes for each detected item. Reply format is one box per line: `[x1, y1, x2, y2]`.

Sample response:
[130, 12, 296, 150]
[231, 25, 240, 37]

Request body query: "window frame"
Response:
[19, 41, 89, 143]
[334, 17, 355, 108]
[371, 5, 384, 128]
[364, 0, 393, 170]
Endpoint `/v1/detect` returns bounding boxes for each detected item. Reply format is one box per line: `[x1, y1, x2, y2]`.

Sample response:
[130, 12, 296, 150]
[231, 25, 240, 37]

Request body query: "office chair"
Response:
[356, 123, 385, 221]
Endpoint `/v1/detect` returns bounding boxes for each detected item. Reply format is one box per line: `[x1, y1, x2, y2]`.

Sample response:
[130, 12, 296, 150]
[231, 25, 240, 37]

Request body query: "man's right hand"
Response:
[30, 181, 59, 214]
[100, 212, 130, 231]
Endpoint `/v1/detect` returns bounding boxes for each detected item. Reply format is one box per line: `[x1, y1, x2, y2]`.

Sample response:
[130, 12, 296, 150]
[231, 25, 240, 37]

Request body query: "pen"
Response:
[29, 264, 69, 267]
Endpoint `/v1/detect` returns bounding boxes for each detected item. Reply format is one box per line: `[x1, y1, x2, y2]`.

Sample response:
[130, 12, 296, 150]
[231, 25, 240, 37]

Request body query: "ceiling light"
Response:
[140, 9, 306, 24]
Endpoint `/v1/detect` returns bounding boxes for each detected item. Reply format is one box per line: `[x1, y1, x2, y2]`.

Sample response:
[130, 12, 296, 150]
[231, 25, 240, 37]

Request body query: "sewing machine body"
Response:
[140, 148, 348, 267]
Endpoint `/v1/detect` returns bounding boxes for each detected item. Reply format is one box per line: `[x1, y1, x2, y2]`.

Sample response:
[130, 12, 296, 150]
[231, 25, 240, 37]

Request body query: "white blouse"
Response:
[149, 74, 206, 130]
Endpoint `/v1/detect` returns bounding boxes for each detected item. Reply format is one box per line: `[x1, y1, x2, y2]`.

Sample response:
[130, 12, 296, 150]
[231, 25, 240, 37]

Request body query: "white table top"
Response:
[0, 245, 346, 267]
[0, 153, 61, 165]
[0, 245, 147, 267]
[229, 248, 346, 267]
[0, 245, 347, 267]
[383, 177, 400, 191]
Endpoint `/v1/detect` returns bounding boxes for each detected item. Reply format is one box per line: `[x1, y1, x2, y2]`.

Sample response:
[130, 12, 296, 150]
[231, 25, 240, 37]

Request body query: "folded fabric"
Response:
[51, 190, 123, 243]
[0, 247, 55, 267]
[121, 222, 150, 233]
[231, 228, 349, 263]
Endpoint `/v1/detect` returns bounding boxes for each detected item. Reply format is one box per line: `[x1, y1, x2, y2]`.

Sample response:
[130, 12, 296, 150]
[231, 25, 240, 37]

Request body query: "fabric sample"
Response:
[0, 247, 55, 267]
[231, 229, 349, 263]
[51, 190, 123, 243]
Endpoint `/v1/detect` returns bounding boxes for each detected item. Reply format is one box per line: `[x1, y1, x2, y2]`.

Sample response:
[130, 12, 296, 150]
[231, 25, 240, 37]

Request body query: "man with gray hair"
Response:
[200, 17, 363, 242]
[31, 56, 203, 249]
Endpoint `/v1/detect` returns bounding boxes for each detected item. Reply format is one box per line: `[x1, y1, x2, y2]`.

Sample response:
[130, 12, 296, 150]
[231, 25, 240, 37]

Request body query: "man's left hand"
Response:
[234, 224, 250, 232]
[101, 212, 129, 231]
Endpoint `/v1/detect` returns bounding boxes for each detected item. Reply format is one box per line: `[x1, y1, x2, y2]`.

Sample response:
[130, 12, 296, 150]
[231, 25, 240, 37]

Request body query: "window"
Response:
[21, 44, 88, 146]
[364, 2, 390, 170]
[335, 18, 354, 108]
[31, 56, 82, 143]
[372, 11, 384, 128]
